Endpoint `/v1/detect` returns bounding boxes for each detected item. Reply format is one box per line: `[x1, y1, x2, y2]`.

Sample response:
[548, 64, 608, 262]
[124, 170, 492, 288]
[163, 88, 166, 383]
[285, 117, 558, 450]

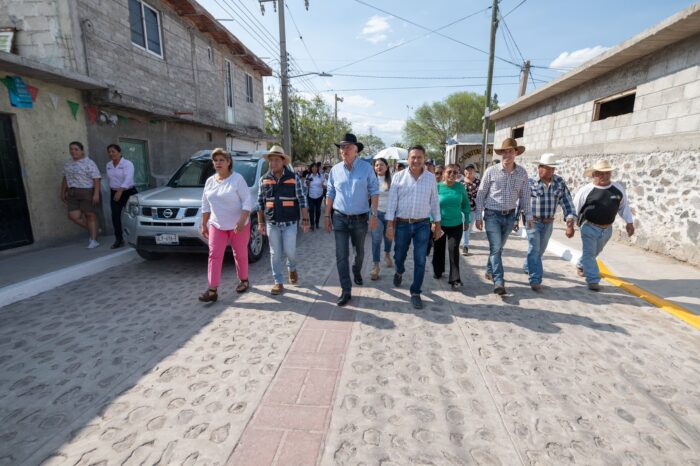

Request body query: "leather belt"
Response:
[486, 208, 515, 215]
[396, 217, 429, 224]
[587, 221, 611, 228]
[335, 211, 368, 220]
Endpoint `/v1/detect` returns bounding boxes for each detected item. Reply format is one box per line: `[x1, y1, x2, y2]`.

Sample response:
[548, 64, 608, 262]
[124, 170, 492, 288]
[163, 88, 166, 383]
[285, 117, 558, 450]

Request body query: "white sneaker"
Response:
[87, 239, 100, 249]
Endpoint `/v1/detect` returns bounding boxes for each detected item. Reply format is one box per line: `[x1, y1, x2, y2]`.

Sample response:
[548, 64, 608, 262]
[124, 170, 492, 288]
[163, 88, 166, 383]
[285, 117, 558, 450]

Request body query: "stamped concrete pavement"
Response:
[1, 229, 699, 465]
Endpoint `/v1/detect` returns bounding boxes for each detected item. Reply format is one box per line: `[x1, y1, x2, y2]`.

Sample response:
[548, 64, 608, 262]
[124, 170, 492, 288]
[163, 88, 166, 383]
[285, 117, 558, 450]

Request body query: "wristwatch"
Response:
[370, 211, 378, 217]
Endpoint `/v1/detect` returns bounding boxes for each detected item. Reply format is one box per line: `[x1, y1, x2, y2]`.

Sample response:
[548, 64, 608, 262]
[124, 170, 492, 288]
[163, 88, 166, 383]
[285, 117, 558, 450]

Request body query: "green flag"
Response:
[118, 115, 129, 126]
[67, 100, 79, 120]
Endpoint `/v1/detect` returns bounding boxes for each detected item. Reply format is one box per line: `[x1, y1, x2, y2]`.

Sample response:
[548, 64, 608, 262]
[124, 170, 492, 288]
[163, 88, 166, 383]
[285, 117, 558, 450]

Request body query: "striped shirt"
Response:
[475, 163, 531, 221]
[528, 175, 575, 220]
[385, 168, 441, 222]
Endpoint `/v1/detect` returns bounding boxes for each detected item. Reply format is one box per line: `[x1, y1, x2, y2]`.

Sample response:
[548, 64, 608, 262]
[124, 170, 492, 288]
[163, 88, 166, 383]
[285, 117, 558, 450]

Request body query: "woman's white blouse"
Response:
[201, 173, 252, 230]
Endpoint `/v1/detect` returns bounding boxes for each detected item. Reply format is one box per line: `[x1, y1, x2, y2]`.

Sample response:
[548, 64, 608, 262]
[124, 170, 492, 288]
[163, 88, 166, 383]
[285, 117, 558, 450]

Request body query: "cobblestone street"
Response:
[1, 230, 699, 465]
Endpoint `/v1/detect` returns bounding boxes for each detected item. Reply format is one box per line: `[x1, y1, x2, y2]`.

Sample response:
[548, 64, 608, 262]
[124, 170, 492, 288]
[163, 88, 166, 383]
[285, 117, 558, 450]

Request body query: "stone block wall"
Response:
[516, 151, 700, 266]
[494, 34, 700, 154]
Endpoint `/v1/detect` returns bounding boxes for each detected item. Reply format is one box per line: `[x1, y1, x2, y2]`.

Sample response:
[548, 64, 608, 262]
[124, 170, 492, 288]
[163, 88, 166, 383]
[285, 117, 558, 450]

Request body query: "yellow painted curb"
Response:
[597, 259, 700, 330]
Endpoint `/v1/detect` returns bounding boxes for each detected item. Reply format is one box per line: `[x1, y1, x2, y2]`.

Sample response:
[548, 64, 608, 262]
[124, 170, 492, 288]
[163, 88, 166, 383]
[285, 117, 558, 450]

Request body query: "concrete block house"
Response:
[0, 0, 271, 249]
[490, 5, 700, 265]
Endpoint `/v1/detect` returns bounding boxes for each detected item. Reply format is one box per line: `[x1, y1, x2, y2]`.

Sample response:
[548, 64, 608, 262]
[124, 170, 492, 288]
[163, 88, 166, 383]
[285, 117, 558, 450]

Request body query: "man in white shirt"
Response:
[573, 159, 634, 291]
[385, 145, 442, 309]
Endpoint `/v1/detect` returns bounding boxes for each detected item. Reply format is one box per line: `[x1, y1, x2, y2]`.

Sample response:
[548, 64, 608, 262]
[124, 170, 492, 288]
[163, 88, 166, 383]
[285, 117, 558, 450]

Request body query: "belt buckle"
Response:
[501, 210, 510, 215]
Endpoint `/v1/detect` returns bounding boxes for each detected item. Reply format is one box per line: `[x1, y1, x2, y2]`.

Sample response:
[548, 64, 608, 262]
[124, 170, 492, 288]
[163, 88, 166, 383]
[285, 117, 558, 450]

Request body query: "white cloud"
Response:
[359, 15, 391, 44]
[550, 46, 610, 70]
[343, 95, 376, 109]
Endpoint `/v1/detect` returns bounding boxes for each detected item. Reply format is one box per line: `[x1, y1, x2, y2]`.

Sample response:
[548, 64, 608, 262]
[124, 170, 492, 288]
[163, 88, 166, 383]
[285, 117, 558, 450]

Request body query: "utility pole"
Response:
[480, 0, 499, 174]
[518, 60, 531, 97]
[334, 93, 343, 137]
[260, 0, 310, 158]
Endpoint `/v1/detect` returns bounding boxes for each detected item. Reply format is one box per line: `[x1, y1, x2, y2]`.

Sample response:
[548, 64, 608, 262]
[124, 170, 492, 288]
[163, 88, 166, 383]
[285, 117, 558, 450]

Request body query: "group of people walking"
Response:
[61, 141, 137, 250]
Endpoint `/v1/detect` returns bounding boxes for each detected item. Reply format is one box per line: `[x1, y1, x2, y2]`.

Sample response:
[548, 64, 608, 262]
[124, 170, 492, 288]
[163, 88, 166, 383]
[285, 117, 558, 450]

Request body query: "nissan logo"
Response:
[163, 209, 174, 218]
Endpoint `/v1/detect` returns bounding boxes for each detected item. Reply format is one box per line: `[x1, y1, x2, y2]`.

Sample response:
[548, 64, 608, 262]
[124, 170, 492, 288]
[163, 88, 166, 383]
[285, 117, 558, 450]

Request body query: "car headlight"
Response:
[126, 196, 140, 216]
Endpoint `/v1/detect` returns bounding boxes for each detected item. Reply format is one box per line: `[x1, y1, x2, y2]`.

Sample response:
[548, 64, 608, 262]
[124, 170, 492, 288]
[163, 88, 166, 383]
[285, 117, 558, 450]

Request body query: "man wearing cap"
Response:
[257, 146, 310, 295]
[475, 138, 533, 295]
[325, 133, 379, 306]
[522, 153, 576, 291]
[573, 159, 634, 291]
[461, 164, 480, 255]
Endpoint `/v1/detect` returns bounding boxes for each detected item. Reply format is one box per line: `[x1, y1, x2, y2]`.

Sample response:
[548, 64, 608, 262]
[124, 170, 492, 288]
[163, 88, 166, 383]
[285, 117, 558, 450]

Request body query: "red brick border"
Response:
[227, 300, 354, 465]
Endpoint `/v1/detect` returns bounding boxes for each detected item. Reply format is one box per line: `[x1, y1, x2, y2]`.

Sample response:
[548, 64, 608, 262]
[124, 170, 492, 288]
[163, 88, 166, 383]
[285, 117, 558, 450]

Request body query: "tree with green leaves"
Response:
[403, 91, 496, 158]
[355, 133, 385, 156]
[265, 90, 352, 163]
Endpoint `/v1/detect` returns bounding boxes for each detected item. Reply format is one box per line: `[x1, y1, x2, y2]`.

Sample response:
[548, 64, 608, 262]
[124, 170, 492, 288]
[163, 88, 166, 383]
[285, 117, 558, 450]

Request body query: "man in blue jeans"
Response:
[475, 138, 533, 295]
[325, 134, 379, 306]
[257, 146, 310, 295]
[573, 159, 634, 291]
[385, 145, 442, 309]
[521, 153, 576, 290]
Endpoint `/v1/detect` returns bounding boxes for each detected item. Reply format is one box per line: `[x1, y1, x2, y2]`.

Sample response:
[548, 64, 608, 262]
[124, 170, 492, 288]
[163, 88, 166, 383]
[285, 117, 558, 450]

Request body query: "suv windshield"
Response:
[168, 159, 259, 187]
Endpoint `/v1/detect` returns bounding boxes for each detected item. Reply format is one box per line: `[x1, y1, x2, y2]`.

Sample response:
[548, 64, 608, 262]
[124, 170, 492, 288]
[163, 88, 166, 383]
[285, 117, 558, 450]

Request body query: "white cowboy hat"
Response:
[264, 145, 291, 164]
[537, 153, 560, 167]
[584, 159, 614, 177]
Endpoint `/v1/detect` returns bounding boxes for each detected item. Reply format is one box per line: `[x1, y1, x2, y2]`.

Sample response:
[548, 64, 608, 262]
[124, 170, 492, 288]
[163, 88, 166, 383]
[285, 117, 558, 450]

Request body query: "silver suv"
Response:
[121, 150, 268, 261]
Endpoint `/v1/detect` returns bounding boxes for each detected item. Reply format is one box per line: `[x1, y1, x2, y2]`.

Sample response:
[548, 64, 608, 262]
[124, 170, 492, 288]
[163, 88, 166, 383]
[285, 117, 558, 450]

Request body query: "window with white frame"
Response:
[129, 0, 163, 57]
[225, 60, 234, 108]
[245, 74, 254, 103]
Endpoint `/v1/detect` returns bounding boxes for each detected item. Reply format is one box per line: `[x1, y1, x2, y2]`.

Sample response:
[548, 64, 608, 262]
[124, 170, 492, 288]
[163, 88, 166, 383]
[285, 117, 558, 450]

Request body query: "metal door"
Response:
[0, 114, 33, 250]
[119, 139, 150, 191]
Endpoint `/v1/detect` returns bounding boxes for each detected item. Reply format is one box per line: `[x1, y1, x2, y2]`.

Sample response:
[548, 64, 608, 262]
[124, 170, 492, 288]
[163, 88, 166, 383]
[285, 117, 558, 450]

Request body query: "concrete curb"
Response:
[0, 249, 140, 309]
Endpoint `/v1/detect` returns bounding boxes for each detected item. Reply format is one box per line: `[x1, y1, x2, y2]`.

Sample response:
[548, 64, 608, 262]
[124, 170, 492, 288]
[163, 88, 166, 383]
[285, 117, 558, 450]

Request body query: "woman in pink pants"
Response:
[199, 148, 252, 302]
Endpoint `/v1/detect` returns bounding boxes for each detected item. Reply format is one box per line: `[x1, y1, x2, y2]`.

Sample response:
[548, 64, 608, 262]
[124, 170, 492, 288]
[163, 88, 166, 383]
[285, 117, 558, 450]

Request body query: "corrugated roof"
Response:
[163, 0, 272, 76]
[491, 4, 700, 121]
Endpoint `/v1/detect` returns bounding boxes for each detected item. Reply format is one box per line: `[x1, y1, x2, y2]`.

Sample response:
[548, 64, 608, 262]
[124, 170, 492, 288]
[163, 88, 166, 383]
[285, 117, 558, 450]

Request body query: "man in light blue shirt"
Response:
[325, 133, 379, 306]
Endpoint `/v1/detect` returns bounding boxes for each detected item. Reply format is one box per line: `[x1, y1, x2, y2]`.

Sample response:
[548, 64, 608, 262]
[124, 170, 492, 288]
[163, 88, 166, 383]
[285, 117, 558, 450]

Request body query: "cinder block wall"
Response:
[492, 34, 700, 265]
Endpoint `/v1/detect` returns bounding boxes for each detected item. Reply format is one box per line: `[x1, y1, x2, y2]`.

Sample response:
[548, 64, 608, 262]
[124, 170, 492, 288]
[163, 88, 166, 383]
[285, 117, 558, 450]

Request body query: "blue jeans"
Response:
[484, 210, 517, 286]
[267, 222, 298, 284]
[523, 221, 554, 285]
[393, 220, 431, 295]
[371, 211, 392, 263]
[462, 216, 474, 247]
[333, 212, 369, 293]
[577, 223, 613, 284]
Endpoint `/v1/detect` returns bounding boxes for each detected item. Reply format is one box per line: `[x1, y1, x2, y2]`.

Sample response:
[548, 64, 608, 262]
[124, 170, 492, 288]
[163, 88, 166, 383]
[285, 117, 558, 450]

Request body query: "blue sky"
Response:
[199, 0, 696, 145]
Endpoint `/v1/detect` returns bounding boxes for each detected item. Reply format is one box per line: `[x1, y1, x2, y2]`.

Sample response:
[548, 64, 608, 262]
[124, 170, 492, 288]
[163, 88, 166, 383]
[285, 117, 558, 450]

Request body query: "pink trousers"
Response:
[208, 223, 250, 288]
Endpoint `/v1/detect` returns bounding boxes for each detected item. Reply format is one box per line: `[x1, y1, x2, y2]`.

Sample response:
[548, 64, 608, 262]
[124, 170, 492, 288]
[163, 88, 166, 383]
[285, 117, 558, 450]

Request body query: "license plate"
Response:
[155, 233, 179, 245]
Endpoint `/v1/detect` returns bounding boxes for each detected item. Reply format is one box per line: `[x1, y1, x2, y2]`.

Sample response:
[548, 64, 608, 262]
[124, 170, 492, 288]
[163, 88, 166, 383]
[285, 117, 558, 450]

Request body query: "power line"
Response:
[502, 0, 528, 18]
[285, 2, 321, 73]
[328, 5, 493, 73]
[352, 0, 520, 67]
[322, 83, 521, 92]
[331, 72, 521, 80]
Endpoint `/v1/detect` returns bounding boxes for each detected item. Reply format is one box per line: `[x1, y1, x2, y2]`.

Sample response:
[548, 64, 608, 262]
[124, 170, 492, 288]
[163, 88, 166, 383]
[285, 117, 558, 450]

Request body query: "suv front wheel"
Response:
[248, 217, 266, 263]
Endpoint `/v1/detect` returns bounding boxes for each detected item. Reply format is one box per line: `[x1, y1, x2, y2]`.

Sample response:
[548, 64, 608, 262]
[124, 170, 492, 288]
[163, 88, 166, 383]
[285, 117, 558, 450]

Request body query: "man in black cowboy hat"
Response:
[325, 133, 379, 306]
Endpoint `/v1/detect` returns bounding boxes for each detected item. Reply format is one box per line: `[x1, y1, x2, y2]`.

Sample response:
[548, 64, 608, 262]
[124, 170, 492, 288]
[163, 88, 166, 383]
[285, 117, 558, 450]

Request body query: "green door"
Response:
[119, 139, 150, 191]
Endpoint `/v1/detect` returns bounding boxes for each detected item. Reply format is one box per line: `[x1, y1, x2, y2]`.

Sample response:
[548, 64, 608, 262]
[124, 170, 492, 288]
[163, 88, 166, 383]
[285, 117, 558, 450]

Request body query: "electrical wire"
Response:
[502, 0, 528, 18]
[285, 2, 321, 74]
[330, 73, 521, 80]
[352, 0, 520, 67]
[322, 83, 521, 92]
[328, 5, 493, 73]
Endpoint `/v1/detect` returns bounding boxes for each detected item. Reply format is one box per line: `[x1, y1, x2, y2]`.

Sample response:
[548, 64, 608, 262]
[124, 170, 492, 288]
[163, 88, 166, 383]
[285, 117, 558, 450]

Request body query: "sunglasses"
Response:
[446, 170, 459, 174]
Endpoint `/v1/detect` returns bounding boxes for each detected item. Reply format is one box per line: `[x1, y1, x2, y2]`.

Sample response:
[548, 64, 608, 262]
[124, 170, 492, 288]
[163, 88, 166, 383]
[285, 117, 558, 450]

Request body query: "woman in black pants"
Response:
[432, 164, 470, 289]
[105, 144, 137, 248]
[305, 162, 325, 230]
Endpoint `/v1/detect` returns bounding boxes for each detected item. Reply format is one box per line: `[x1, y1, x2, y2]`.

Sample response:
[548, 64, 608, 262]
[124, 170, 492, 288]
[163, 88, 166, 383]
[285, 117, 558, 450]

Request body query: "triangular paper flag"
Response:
[85, 105, 98, 125]
[26, 85, 39, 102]
[149, 119, 159, 125]
[49, 93, 59, 109]
[67, 100, 80, 120]
[117, 115, 129, 126]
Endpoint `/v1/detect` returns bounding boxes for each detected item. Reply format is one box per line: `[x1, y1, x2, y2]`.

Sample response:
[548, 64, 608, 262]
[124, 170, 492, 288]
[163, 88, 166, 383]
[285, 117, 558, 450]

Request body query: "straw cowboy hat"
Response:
[584, 159, 614, 177]
[494, 137, 525, 156]
[264, 145, 291, 164]
[334, 133, 364, 152]
[537, 153, 560, 167]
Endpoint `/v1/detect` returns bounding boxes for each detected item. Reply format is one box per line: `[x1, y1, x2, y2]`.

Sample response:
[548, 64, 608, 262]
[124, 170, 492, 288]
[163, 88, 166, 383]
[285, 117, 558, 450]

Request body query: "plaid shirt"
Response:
[475, 163, 531, 221]
[385, 168, 441, 222]
[257, 169, 308, 227]
[527, 175, 575, 220]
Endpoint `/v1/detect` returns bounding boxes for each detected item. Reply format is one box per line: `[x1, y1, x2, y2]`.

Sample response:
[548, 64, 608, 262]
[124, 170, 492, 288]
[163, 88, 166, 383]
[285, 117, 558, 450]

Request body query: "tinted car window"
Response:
[167, 159, 259, 187]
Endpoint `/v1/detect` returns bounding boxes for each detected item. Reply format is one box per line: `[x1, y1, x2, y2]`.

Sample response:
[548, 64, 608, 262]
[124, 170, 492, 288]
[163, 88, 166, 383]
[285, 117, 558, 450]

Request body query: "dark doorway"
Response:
[0, 114, 33, 250]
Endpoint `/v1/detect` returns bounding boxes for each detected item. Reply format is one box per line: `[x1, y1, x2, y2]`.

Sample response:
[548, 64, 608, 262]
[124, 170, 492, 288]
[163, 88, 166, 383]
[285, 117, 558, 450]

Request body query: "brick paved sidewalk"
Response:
[1, 229, 698, 465]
